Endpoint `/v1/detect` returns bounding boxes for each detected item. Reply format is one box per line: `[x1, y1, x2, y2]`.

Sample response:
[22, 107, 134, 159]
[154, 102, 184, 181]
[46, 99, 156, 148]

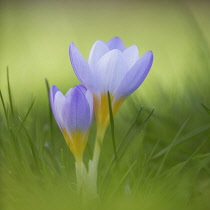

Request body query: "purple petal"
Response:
[65, 88, 74, 99]
[50, 85, 60, 124]
[69, 43, 94, 90]
[123, 45, 139, 69]
[72, 84, 93, 123]
[115, 51, 153, 99]
[62, 86, 91, 132]
[76, 84, 87, 95]
[50, 85, 59, 106]
[53, 91, 66, 128]
[85, 89, 93, 125]
[88, 40, 109, 69]
[95, 49, 128, 93]
[106, 37, 126, 51]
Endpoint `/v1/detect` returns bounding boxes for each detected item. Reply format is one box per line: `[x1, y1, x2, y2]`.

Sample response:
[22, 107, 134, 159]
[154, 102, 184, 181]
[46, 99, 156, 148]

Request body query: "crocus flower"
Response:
[50, 84, 93, 163]
[69, 37, 153, 131]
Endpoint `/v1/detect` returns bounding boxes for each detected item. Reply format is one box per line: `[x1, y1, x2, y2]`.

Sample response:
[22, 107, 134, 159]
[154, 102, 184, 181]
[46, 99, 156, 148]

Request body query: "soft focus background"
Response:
[1, 0, 210, 210]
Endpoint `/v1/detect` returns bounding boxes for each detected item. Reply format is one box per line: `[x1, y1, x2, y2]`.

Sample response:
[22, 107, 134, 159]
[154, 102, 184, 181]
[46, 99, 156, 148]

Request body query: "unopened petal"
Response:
[62, 86, 91, 132]
[106, 37, 126, 51]
[88, 40, 109, 69]
[75, 84, 93, 125]
[50, 85, 60, 117]
[115, 51, 153, 99]
[53, 91, 66, 128]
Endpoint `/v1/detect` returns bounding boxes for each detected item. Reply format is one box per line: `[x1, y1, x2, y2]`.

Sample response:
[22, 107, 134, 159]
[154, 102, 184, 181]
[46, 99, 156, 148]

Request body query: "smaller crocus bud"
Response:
[50, 84, 93, 164]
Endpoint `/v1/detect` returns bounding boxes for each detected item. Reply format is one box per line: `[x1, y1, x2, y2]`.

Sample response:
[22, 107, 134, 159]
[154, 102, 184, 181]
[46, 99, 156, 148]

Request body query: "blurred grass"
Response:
[1, 0, 209, 104]
[1, 0, 210, 210]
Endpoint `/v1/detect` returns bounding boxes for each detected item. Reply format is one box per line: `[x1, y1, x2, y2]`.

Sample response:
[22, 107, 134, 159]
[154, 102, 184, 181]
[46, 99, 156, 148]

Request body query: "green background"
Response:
[1, 0, 210, 209]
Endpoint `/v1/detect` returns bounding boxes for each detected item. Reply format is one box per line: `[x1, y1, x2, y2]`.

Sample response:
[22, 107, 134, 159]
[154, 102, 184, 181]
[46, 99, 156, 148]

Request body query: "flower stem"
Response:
[75, 161, 85, 193]
[86, 126, 106, 196]
[92, 126, 106, 169]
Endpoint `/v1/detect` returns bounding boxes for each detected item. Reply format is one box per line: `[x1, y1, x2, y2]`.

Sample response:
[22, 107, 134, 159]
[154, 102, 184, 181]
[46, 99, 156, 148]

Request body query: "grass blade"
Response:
[162, 138, 208, 177]
[7, 67, 14, 119]
[19, 119, 40, 167]
[101, 108, 154, 194]
[18, 98, 35, 131]
[132, 139, 160, 195]
[108, 161, 136, 198]
[0, 90, 9, 127]
[102, 106, 143, 180]
[45, 78, 52, 125]
[107, 92, 118, 164]
[152, 123, 210, 159]
[117, 108, 154, 163]
[156, 119, 189, 176]
[45, 78, 55, 153]
[117, 105, 143, 155]
[201, 103, 210, 115]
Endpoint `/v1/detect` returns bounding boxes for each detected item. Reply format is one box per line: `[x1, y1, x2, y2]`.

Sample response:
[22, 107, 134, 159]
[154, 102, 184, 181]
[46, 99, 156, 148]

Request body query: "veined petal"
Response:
[123, 45, 139, 69]
[88, 40, 109, 69]
[53, 91, 66, 128]
[106, 37, 126, 51]
[62, 86, 91, 133]
[69, 43, 94, 90]
[115, 51, 153, 99]
[95, 49, 128, 93]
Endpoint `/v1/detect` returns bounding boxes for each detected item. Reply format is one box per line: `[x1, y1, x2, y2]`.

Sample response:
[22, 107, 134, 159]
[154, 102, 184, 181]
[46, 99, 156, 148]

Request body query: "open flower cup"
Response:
[69, 37, 153, 132]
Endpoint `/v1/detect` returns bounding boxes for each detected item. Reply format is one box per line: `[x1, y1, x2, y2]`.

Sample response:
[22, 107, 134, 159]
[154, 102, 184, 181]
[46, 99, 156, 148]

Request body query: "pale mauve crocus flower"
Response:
[69, 37, 153, 131]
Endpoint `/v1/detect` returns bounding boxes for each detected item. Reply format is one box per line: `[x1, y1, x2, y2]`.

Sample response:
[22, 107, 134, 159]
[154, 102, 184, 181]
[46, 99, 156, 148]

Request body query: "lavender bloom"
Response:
[50, 84, 93, 163]
[69, 37, 153, 129]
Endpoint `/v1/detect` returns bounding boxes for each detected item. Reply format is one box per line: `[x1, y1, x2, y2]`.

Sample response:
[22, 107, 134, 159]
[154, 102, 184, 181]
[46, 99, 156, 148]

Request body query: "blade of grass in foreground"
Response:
[201, 103, 210, 115]
[0, 90, 9, 127]
[18, 98, 35, 131]
[45, 78, 55, 153]
[45, 79, 53, 130]
[19, 119, 40, 167]
[7, 67, 14, 119]
[107, 91, 118, 164]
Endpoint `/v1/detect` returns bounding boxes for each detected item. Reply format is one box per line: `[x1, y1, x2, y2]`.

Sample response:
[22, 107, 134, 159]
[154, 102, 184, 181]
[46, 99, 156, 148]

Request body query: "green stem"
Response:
[76, 160, 98, 199]
[75, 161, 87, 194]
[85, 126, 106, 196]
[92, 126, 106, 169]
